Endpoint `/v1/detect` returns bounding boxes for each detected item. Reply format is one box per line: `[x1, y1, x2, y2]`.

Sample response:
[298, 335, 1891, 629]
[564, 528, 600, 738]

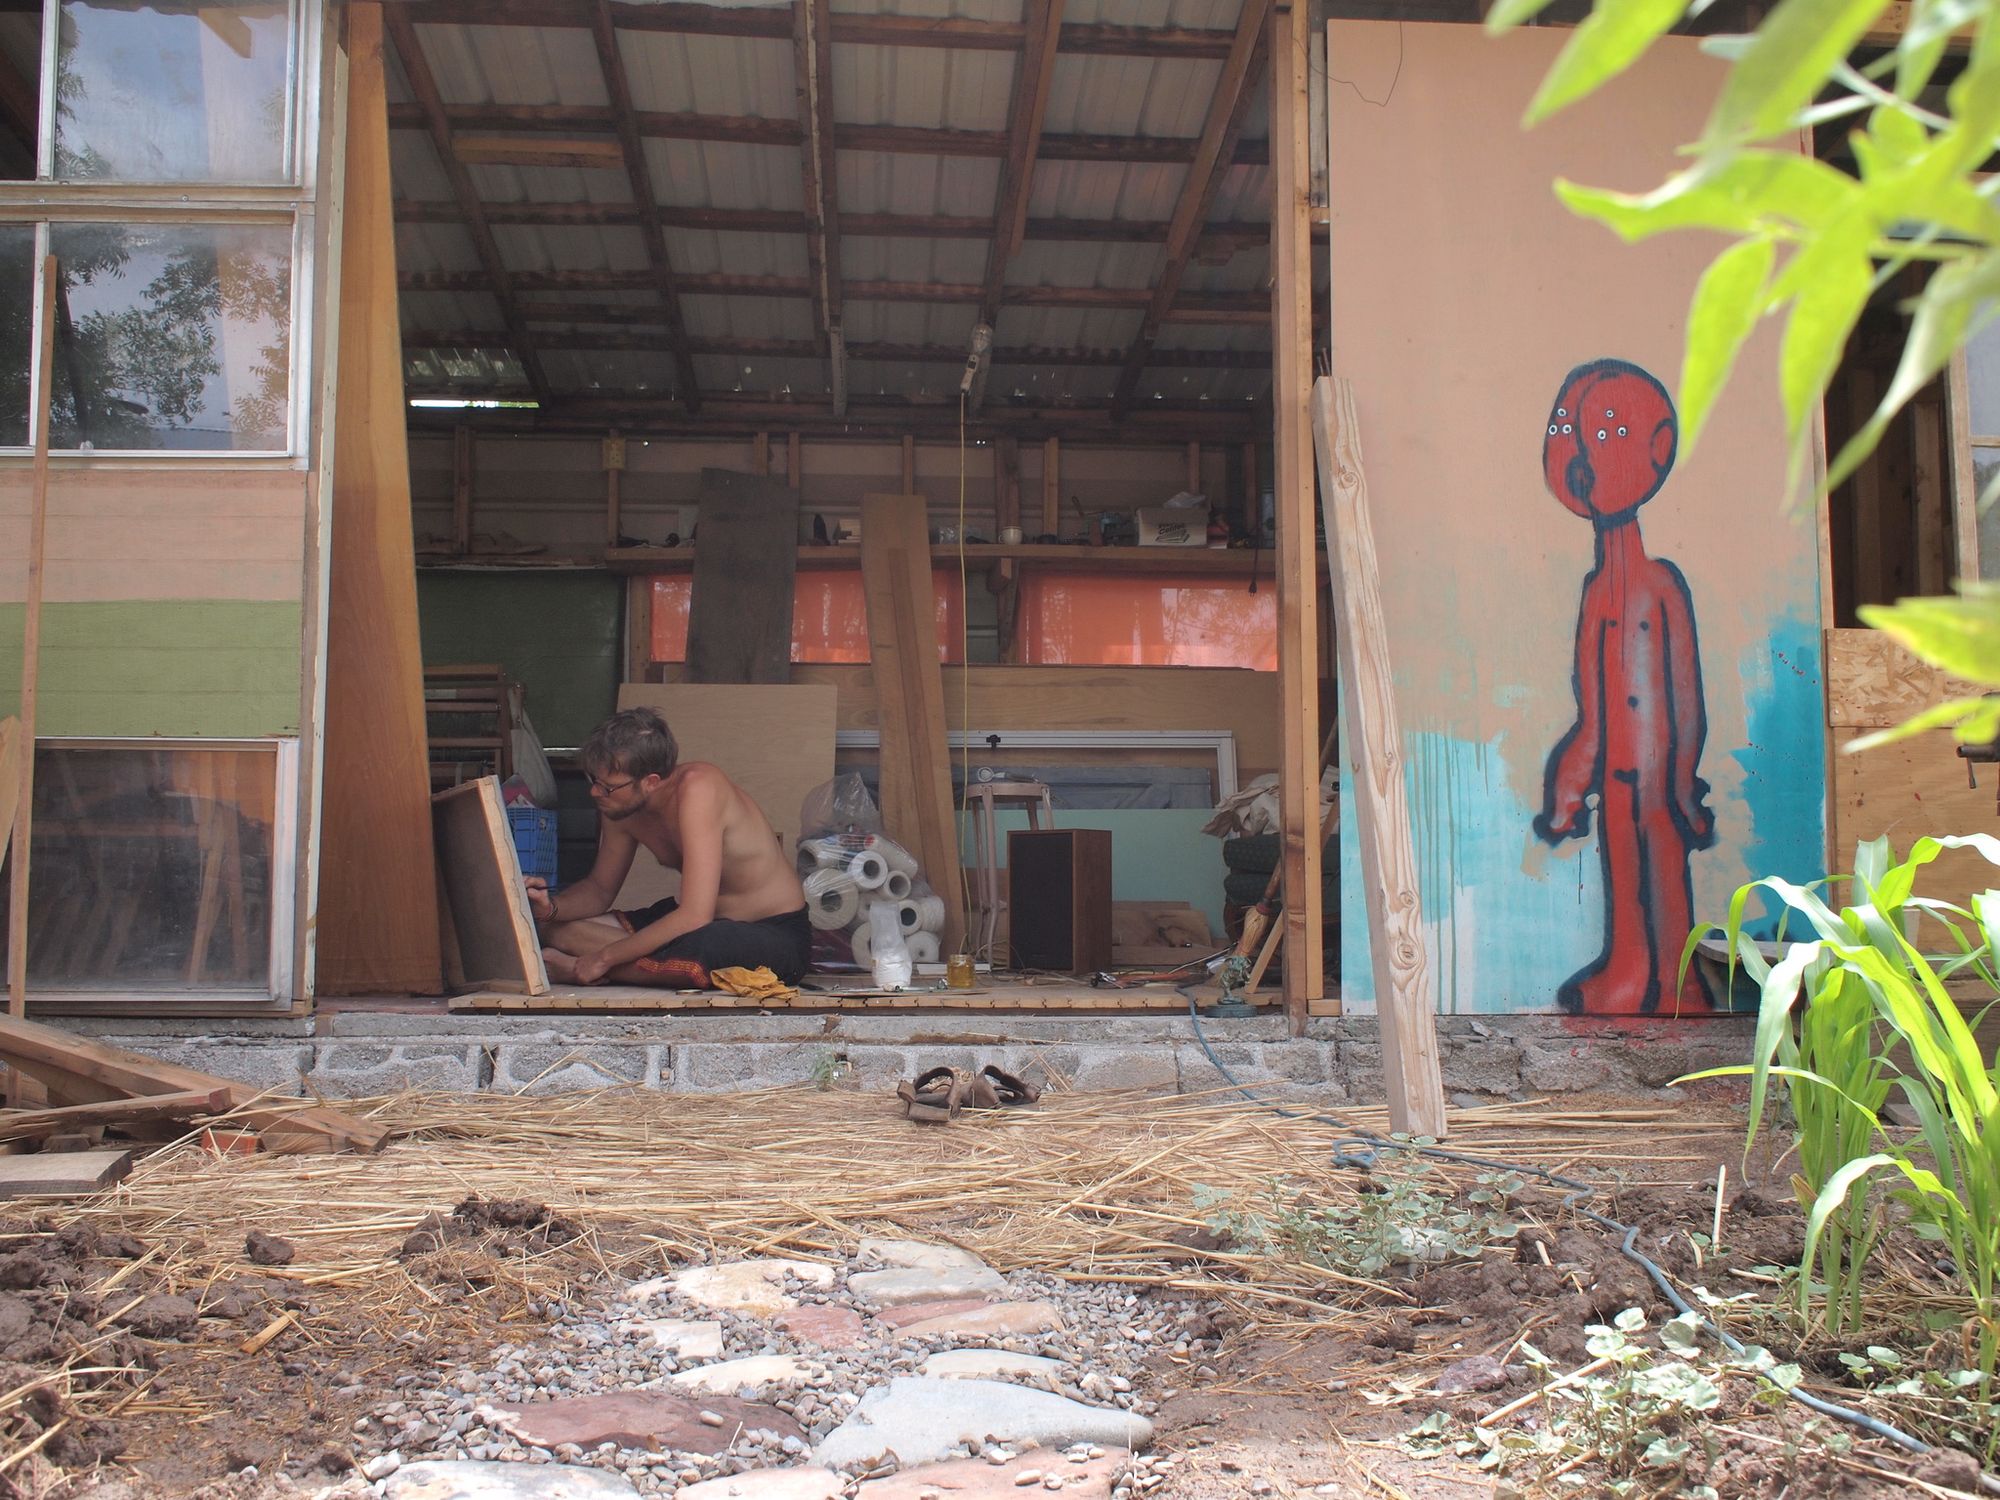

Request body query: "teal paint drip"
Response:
[1731, 617, 1830, 924]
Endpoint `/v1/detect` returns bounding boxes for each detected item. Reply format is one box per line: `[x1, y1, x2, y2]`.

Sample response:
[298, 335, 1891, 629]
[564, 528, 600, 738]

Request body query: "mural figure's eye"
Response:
[1561, 424, 1572, 434]
[1617, 426, 1627, 437]
[1556, 407, 1567, 417]
[1549, 424, 1559, 435]
[1605, 408, 1615, 418]
[1597, 429, 1607, 441]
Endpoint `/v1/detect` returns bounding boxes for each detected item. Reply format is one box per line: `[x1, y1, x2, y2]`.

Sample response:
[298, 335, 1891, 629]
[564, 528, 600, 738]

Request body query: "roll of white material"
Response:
[872, 836, 921, 877]
[847, 918, 872, 965]
[890, 898, 923, 933]
[804, 837, 856, 870]
[882, 869, 914, 901]
[845, 849, 888, 889]
[905, 932, 940, 963]
[913, 893, 947, 933]
[803, 868, 859, 930]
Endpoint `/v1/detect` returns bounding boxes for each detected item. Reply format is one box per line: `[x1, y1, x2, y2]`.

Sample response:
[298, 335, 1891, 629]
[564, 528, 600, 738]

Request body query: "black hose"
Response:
[1178, 988, 2000, 1495]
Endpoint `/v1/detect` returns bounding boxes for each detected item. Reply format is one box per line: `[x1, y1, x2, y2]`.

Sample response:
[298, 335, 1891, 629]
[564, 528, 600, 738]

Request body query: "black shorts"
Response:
[615, 899, 813, 988]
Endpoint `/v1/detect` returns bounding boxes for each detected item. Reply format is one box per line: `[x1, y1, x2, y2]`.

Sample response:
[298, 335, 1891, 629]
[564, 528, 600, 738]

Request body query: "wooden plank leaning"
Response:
[1310, 375, 1446, 1138]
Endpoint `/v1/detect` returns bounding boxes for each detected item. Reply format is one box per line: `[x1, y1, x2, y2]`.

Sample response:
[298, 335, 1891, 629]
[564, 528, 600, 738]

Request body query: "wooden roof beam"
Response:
[387, 102, 1268, 164]
[382, 4, 553, 404]
[406, 328, 1270, 368]
[792, 0, 845, 393]
[393, 197, 1271, 251]
[588, 0, 703, 412]
[1112, 0, 1270, 411]
[398, 0, 1239, 58]
[976, 0, 1066, 346]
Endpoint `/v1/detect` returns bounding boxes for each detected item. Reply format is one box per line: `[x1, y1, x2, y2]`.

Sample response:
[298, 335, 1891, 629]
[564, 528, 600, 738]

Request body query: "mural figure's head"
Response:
[1543, 359, 1678, 523]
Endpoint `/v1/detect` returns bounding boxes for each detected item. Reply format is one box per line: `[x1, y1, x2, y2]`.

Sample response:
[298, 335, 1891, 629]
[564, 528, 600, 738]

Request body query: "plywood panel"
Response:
[0, 468, 305, 604]
[611, 683, 838, 910]
[1825, 627, 1981, 727]
[315, 1, 442, 996]
[663, 664, 1282, 777]
[433, 778, 549, 995]
[1329, 22, 1825, 1016]
[1832, 732, 2000, 911]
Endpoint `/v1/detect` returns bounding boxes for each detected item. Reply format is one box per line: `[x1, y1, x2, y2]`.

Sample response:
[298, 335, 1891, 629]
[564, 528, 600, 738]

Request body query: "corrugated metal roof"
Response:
[385, 0, 1274, 416]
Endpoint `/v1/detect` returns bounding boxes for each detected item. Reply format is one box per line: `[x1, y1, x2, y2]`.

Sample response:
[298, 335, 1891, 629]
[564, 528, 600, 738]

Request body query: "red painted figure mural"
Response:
[1533, 359, 1715, 1016]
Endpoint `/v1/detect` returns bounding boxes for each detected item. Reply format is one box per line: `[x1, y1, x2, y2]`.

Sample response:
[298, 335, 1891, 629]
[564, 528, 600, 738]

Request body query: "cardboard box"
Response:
[1135, 506, 1208, 546]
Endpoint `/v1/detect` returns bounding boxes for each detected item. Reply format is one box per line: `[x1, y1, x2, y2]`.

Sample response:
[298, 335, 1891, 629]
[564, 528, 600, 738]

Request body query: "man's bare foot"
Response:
[542, 947, 579, 983]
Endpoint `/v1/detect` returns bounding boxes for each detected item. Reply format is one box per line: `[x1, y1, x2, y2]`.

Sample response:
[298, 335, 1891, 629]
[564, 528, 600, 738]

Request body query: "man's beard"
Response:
[601, 800, 642, 822]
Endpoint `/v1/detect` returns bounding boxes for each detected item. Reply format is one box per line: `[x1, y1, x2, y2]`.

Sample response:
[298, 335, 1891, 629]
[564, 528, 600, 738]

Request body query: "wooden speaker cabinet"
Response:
[1007, 828, 1113, 973]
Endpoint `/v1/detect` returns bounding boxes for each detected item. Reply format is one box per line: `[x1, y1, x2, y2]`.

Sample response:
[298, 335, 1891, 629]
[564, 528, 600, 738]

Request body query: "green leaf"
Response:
[1556, 152, 1858, 243]
[1859, 587, 2000, 686]
[1708, 0, 1905, 145]
[1678, 235, 1776, 450]
[1525, 0, 1693, 124]
[1776, 240, 1873, 443]
[1483, 0, 1563, 32]
[1844, 694, 2000, 751]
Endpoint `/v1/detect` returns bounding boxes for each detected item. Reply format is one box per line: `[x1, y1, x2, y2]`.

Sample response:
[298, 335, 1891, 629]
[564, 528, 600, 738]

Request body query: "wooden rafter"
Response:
[398, 0, 1238, 59]
[1112, 0, 1270, 410]
[791, 0, 843, 363]
[587, 0, 702, 412]
[393, 198, 1272, 252]
[382, 5, 552, 404]
[383, 102, 1270, 165]
[405, 329, 1270, 368]
[977, 0, 1066, 333]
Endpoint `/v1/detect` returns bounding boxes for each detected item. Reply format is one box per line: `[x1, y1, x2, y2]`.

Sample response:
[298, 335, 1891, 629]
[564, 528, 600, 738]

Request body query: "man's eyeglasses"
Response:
[588, 775, 638, 796]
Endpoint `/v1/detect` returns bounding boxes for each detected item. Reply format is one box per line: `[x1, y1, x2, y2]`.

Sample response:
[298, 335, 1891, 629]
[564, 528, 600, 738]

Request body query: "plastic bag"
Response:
[797, 774, 950, 972]
[866, 901, 912, 989]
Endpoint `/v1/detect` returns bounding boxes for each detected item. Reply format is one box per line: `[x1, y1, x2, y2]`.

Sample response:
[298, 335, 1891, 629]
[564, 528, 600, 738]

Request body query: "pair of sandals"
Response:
[897, 1064, 1041, 1123]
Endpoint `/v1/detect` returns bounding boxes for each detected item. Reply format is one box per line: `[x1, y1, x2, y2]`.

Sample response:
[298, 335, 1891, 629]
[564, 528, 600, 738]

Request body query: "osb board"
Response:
[1329, 22, 1825, 1014]
[433, 778, 549, 995]
[659, 664, 1280, 778]
[611, 683, 838, 911]
[0, 467, 307, 605]
[1825, 627, 1982, 728]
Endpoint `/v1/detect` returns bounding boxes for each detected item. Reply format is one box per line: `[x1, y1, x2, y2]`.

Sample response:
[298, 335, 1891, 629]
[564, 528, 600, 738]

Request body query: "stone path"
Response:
[347, 1237, 1218, 1499]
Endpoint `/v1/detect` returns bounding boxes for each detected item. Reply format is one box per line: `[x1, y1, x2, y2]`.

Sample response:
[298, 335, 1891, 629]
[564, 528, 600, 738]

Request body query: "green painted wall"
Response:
[416, 571, 622, 749]
[0, 600, 302, 737]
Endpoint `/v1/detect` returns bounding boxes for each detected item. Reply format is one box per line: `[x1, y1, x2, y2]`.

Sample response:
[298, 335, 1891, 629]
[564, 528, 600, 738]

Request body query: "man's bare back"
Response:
[529, 709, 810, 988]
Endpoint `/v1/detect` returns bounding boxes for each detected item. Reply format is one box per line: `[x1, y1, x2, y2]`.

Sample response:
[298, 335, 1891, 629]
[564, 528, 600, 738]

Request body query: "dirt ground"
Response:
[0, 1084, 1991, 1500]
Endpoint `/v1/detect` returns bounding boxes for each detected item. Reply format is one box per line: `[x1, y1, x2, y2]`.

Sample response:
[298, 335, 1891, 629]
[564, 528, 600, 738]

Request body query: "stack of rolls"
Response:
[797, 830, 947, 968]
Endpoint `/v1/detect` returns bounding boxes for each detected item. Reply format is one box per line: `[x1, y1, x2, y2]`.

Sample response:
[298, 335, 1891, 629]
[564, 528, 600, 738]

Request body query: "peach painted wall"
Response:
[1329, 22, 1825, 1015]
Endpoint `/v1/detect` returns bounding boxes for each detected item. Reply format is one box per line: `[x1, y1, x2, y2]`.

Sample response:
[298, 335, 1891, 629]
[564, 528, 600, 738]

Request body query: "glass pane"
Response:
[1977, 447, 2000, 581]
[5, 746, 276, 992]
[1966, 320, 2000, 438]
[50, 221, 291, 450]
[53, 0, 292, 183]
[0, 225, 37, 445]
[0, 9, 44, 181]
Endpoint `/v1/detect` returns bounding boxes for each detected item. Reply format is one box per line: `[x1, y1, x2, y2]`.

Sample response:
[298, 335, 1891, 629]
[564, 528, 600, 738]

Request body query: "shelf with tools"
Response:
[602, 543, 1298, 577]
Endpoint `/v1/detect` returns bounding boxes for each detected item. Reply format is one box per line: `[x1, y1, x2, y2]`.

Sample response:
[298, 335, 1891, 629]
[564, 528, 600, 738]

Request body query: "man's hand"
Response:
[573, 950, 614, 985]
[524, 877, 557, 924]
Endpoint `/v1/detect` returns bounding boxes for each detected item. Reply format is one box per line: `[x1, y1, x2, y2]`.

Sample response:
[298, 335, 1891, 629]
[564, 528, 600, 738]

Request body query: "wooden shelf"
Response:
[604, 542, 1289, 577]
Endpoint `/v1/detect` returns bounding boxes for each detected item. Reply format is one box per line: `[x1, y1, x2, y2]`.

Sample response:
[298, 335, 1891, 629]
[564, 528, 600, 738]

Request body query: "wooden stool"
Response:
[965, 780, 1054, 963]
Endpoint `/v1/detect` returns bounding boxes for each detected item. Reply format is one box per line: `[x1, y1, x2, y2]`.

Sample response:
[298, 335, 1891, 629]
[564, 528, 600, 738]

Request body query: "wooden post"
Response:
[1271, 0, 1322, 1029]
[1312, 376, 1446, 1139]
[1948, 347, 1979, 579]
[753, 431, 770, 476]
[1913, 396, 1948, 597]
[1241, 441, 1260, 539]
[788, 430, 802, 490]
[902, 434, 916, 493]
[6, 255, 56, 1019]
[603, 432, 626, 548]
[1185, 441, 1202, 497]
[317, 0, 443, 995]
[1041, 436, 1060, 537]
[451, 425, 473, 555]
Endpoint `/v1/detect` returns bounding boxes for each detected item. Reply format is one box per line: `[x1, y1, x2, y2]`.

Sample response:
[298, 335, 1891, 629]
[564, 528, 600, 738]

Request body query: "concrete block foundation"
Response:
[57, 1010, 1754, 1103]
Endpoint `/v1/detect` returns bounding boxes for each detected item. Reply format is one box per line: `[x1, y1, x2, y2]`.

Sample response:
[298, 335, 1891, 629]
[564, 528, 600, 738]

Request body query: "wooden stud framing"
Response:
[1914, 393, 1949, 597]
[1185, 442, 1201, 497]
[978, 0, 1067, 336]
[1948, 346, 1980, 579]
[588, 0, 703, 412]
[788, 430, 802, 488]
[6, 257, 56, 1021]
[1312, 377, 1445, 1138]
[1241, 440, 1259, 537]
[452, 424, 474, 555]
[1271, 0, 1321, 1027]
[604, 431, 626, 547]
[792, 0, 845, 365]
[902, 435, 916, 492]
[1042, 436, 1060, 535]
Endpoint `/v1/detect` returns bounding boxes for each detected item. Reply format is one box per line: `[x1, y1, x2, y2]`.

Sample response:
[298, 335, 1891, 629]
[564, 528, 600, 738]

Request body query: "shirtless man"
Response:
[530, 708, 811, 988]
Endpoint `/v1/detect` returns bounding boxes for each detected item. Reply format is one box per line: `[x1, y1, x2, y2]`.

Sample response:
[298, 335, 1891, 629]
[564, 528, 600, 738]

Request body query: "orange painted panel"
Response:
[648, 570, 967, 665]
[1017, 573, 1277, 670]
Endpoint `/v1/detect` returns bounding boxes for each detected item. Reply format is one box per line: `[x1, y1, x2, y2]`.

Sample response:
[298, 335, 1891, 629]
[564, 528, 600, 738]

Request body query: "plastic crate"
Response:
[507, 805, 559, 887]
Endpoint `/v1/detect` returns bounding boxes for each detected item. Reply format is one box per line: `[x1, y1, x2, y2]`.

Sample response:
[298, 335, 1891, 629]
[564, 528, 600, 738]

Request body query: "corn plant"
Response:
[1682, 835, 2000, 1418]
